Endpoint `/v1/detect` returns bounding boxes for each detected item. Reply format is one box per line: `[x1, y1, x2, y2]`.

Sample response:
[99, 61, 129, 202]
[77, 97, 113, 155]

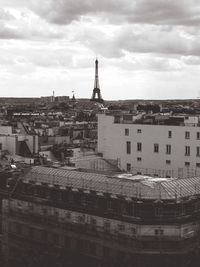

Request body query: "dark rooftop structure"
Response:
[23, 166, 200, 201]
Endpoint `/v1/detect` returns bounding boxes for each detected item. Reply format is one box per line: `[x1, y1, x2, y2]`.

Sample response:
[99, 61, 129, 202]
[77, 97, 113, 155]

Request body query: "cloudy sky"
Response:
[0, 0, 200, 100]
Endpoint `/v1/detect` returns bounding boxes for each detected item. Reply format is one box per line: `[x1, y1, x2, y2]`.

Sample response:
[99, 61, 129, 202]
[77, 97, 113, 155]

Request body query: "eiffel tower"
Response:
[90, 59, 104, 103]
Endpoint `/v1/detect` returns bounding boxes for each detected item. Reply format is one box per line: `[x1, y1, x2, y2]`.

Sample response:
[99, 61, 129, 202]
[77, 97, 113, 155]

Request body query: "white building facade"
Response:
[0, 126, 38, 158]
[98, 114, 200, 178]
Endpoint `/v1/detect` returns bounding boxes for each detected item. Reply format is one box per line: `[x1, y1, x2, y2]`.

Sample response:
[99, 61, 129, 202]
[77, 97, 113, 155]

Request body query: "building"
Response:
[55, 96, 70, 103]
[98, 113, 200, 178]
[0, 125, 38, 163]
[1, 166, 200, 267]
[41, 94, 69, 104]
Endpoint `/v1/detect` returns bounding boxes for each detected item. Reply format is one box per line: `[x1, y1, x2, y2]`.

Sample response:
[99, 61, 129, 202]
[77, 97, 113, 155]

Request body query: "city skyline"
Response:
[0, 0, 200, 100]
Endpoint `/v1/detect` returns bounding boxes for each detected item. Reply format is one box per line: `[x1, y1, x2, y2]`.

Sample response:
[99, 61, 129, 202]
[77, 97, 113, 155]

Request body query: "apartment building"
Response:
[98, 113, 200, 178]
[2, 166, 200, 267]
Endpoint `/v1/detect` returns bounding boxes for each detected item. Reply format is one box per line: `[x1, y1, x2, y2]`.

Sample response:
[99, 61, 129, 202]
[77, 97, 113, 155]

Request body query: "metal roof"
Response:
[162, 176, 200, 199]
[22, 166, 200, 200]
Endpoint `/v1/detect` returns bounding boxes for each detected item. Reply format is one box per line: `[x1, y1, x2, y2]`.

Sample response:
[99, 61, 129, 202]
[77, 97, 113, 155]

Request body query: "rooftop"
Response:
[105, 113, 200, 127]
[22, 166, 200, 201]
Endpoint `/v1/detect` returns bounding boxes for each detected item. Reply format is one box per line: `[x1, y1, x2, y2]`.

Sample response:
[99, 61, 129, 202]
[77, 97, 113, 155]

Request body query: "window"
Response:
[154, 143, 159, 153]
[104, 221, 110, 230]
[77, 216, 84, 223]
[137, 142, 142, 152]
[183, 228, 189, 235]
[42, 208, 47, 215]
[125, 128, 129, 136]
[89, 242, 96, 255]
[197, 147, 200, 157]
[185, 131, 190, 139]
[196, 163, 200, 168]
[76, 239, 83, 250]
[131, 227, 137, 235]
[66, 212, 71, 219]
[197, 132, 200, 140]
[52, 233, 59, 245]
[29, 227, 34, 238]
[166, 160, 171, 165]
[64, 236, 70, 248]
[91, 218, 97, 225]
[185, 162, 190, 167]
[28, 202, 34, 211]
[155, 229, 164, 236]
[54, 210, 59, 217]
[168, 131, 172, 138]
[160, 229, 164, 235]
[118, 224, 125, 231]
[126, 163, 131, 172]
[8, 222, 12, 233]
[137, 129, 142, 133]
[166, 144, 171, 154]
[185, 146, 190, 156]
[16, 223, 22, 235]
[17, 202, 22, 212]
[137, 157, 142, 162]
[41, 230, 47, 241]
[126, 141, 131, 154]
[103, 246, 110, 258]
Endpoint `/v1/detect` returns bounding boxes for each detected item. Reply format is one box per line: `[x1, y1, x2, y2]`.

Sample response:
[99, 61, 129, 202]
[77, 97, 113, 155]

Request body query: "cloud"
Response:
[1, 2, 200, 59]
[115, 25, 200, 56]
[30, 0, 119, 25]
[122, 0, 200, 26]
[0, 8, 64, 40]
[70, 23, 200, 60]
[0, 22, 22, 39]
[0, 8, 23, 39]
[0, 0, 200, 100]
[31, 0, 200, 26]
[26, 0, 200, 62]
[73, 25, 124, 58]
[0, 7, 15, 20]
[103, 54, 184, 73]
[182, 55, 200, 65]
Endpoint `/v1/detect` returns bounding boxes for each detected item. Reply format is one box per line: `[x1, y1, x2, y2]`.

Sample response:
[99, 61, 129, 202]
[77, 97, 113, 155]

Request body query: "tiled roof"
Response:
[23, 166, 200, 200]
